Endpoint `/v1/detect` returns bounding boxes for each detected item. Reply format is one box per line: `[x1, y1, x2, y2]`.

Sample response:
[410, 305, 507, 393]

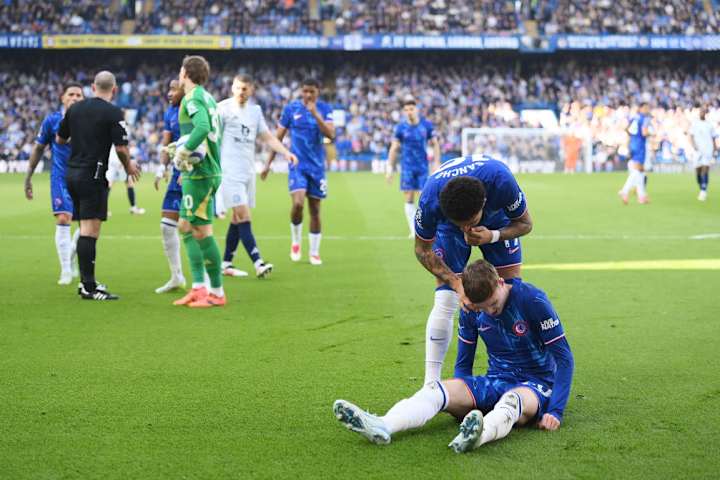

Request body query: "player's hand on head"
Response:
[538, 414, 561, 431]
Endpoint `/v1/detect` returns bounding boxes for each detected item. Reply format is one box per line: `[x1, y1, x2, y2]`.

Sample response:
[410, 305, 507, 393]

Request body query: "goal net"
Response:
[461, 127, 593, 174]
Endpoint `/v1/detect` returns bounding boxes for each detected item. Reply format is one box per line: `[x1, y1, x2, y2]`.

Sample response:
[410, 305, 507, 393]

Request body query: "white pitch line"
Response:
[1, 233, 720, 241]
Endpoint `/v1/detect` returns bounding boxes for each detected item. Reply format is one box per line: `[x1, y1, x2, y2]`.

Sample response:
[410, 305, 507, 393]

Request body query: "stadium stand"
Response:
[2, 51, 718, 170]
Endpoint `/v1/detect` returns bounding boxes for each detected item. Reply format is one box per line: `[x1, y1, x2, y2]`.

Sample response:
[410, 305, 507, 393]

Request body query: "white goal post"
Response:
[461, 127, 593, 173]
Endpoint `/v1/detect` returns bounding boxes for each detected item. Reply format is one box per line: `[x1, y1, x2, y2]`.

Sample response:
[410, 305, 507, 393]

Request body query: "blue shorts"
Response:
[50, 175, 73, 215]
[162, 169, 182, 212]
[630, 147, 646, 164]
[401, 169, 428, 191]
[432, 229, 522, 280]
[288, 166, 327, 199]
[458, 373, 553, 421]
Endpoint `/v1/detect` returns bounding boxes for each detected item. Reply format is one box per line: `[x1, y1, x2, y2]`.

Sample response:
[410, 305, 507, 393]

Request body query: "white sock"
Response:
[381, 382, 448, 435]
[161, 218, 184, 280]
[620, 171, 634, 195]
[309, 232, 322, 257]
[291, 222, 302, 246]
[404, 202, 417, 235]
[55, 224, 72, 273]
[203, 271, 211, 289]
[479, 391, 522, 446]
[210, 286, 224, 297]
[636, 172, 647, 197]
[425, 289, 459, 384]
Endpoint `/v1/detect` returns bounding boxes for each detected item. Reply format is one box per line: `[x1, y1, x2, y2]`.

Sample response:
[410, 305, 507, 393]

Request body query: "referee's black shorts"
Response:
[67, 178, 110, 221]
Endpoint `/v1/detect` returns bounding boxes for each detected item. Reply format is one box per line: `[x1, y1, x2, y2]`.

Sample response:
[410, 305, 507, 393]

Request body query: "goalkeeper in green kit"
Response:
[170, 56, 226, 307]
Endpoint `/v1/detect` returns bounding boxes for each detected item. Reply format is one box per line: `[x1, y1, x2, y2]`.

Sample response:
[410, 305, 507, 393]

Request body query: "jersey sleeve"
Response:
[454, 311, 479, 377]
[529, 290, 565, 346]
[184, 99, 210, 151]
[36, 115, 54, 145]
[393, 124, 403, 142]
[257, 106, 270, 135]
[110, 108, 129, 146]
[320, 102, 333, 123]
[426, 120, 436, 139]
[497, 169, 527, 219]
[279, 104, 292, 129]
[163, 109, 172, 133]
[57, 110, 71, 141]
[415, 184, 439, 241]
[545, 337, 574, 421]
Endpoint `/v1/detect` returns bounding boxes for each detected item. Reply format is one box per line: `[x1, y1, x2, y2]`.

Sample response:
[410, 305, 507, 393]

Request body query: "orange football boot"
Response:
[188, 293, 226, 308]
[173, 287, 208, 306]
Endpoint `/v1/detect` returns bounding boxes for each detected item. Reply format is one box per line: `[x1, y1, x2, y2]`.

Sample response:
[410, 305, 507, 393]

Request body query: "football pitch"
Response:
[1, 171, 718, 479]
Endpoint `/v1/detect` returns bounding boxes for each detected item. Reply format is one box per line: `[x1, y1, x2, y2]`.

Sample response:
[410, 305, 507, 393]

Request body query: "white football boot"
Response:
[333, 400, 391, 445]
[448, 409, 484, 454]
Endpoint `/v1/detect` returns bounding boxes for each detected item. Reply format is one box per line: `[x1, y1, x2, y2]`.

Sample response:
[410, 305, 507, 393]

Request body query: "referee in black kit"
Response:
[57, 71, 140, 300]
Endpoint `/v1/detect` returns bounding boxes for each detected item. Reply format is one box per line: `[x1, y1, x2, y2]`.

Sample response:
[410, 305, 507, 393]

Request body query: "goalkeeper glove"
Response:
[173, 145, 194, 172]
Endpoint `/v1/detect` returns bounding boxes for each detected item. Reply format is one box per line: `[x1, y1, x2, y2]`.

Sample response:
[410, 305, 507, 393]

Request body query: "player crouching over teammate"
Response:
[333, 259, 574, 453]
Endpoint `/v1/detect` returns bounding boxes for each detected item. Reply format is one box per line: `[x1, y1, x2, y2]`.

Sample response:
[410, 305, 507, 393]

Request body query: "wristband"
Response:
[491, 230, 501, 243]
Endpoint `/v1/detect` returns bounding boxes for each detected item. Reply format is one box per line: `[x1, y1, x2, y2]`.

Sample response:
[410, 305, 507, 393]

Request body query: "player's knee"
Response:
[162, 211, 179, 222]
[232, 206, 250, 223]
[496, 265, 521, 280]
[56, 213, 72, 225]
[505, 388, 538, 425]
[433, 289, 459, 315]
[441, 379, 475, 418]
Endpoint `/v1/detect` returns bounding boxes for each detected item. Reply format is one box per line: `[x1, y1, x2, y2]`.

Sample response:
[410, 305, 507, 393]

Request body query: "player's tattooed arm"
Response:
[414, 237, 461, 290]
[24, 143, 47, 200]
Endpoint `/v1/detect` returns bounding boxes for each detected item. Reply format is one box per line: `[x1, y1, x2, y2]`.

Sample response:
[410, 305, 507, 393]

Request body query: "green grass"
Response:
[1, 172, 719, 479]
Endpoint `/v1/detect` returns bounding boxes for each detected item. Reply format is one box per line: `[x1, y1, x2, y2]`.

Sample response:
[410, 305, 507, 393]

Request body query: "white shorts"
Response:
[106, 160, 127, 183]
[221, 176, 256, 209]
[695, 153, 715, 167]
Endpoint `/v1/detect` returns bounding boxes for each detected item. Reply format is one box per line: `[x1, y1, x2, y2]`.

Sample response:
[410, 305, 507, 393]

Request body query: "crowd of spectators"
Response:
[2, 0, 719, 36]
[0, 1, 119, 34]
[2, 55, 719, 171]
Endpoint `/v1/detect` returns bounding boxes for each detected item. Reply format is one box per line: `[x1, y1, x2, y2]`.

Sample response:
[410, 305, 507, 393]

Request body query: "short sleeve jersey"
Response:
[218, 98, 269, 180]
[457, 278, 566, 385]
[36, 109, 71, 180]
[279, 99, 333, 170]
[57, 97, 128, 181]
[394, 117, 434, 172]
[415, 155, 527, 241]
[179, 85, 222, 179]
[628, 113, 650, 153]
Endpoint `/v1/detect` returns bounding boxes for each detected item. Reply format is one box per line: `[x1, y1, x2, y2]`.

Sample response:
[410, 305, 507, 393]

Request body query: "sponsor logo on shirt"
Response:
[540, 318, 560, 331]
[507, 192, 524, 212]
[293, 113, 302, 120]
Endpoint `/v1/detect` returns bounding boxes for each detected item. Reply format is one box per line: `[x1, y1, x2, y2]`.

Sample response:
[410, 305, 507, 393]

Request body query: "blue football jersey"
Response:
[455, 278, 573, 420]
[164, 104, 181, 142]
[279, 100, 333, 170]
[394, 118, 434, 172]
[163, 105, 182, 190]
[415, 155, 527, 241]
[36, 110, 71, 180]
[628, 113, 650, 153]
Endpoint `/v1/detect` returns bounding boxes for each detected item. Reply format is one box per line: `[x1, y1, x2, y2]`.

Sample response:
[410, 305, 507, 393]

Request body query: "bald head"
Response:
[94, 71, 116, 93]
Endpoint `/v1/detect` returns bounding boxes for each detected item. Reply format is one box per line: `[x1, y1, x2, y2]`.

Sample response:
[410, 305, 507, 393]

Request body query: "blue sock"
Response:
[238, 221, 261, 264]
[702, 172, 709, 191]
[224, 223, 241, 263]
[697, 171, 703, 188]
[127, 186, 136, 207]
